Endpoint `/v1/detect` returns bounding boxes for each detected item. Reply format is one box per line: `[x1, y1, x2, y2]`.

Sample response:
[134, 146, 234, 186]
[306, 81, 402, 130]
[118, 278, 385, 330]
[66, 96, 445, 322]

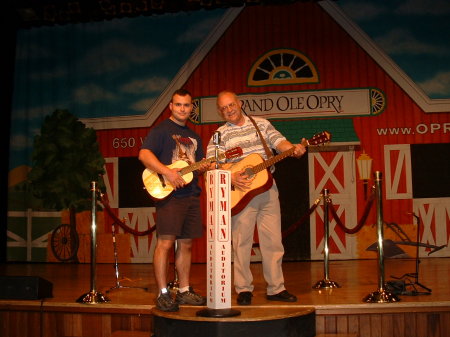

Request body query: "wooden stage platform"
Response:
[1, 258, 450, 337]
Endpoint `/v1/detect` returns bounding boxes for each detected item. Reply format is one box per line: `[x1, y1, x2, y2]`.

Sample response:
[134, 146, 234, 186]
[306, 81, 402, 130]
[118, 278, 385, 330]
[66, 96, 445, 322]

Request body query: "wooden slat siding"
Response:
[347, 315, 359, 336]
[415, 313, 427, 337]
[358, 315, 371, 337]
[336, 315, 348, 334]
[325, 315, 337, 334]
[3, 303, 450, 336]
[10, 310, 29, 337]
[111, 332, 149, 337]
[442, 312, 450, 337]
[4, 311, 450, 337]
[374, 314, 384, 337]
[316, 315, 326, 336]
[0, 310, 145, 337]
[404, 312, 417, 337]
[429, 313, 441, 337]
[314, 311, 450, 337]
[315, 335, 358, 337]
[382, 314, 395, 337]
[0, 311, 152, 337]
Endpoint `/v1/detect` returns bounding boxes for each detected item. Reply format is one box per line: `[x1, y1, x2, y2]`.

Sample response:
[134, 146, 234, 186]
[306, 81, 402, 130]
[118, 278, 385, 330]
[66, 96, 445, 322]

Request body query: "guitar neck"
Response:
[252, 138, 312, 174]
[179, 153, 225, 176]
[252, 147, 295, 174]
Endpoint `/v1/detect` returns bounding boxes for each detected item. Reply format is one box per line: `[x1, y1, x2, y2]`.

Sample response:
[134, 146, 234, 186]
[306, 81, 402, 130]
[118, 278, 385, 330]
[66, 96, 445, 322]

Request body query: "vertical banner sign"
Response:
[206, 169, 232, 309]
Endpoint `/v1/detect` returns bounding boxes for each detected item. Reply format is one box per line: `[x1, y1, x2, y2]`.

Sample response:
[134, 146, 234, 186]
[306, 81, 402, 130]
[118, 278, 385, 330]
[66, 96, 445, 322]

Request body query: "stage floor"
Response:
[1, 257, 449, 312]
[2, 258, 450, 337]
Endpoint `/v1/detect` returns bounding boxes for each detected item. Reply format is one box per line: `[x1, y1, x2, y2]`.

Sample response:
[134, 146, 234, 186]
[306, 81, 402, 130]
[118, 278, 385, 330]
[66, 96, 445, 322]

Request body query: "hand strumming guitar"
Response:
[231, 169, 252, 191]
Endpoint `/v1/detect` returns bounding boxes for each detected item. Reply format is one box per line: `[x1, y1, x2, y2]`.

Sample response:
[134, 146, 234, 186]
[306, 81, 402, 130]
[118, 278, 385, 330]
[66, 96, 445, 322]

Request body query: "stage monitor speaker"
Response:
[0, 276, 53, 300]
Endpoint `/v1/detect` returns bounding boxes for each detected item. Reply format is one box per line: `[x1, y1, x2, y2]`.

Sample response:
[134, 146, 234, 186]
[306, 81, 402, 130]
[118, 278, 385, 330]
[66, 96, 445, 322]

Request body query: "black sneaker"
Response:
[237, 291, 252, 305]
[176, 287, 206, 305]
[156, 293, 179, 312]
[266, 290, 297, 302]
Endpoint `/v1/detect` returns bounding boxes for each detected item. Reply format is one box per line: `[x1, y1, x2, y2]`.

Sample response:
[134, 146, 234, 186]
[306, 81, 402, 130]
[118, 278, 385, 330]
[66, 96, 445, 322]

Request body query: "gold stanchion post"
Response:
[77, 181, 111, 304]
[313, 189, 340, 289]
[363, 171, 400, 303]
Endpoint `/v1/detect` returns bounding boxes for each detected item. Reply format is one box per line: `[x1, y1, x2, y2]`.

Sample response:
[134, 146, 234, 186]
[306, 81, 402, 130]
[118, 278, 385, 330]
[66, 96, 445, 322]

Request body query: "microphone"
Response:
[213, 131, 221, 169]
[213, 131, 221, 145]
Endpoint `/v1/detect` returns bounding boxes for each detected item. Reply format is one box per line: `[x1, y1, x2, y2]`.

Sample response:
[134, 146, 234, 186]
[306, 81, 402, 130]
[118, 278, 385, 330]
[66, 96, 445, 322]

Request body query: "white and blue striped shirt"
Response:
[206, 116, 286, 165]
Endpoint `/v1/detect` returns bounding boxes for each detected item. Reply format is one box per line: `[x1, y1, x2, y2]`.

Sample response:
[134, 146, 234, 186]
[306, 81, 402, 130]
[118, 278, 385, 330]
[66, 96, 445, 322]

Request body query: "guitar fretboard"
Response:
[251, 136, 322, 174]
[179, 153, 226, 176]
[252, 147, 296, 174]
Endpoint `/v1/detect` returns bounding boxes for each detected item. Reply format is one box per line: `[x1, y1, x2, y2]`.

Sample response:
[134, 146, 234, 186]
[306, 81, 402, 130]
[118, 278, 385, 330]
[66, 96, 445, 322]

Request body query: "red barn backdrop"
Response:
[89, 1, 450, 263]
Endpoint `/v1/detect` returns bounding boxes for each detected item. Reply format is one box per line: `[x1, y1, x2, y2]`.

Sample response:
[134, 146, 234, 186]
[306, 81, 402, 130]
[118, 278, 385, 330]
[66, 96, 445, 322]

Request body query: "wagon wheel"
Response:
[51, 224, 79, 262]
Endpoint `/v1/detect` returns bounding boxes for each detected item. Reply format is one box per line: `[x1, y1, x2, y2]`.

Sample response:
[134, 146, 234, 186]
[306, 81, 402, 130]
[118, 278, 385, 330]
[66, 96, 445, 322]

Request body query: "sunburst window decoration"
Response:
[189, 98, 201, 124]
[370, 88, 386, 115]
[247, 48, 319, 87]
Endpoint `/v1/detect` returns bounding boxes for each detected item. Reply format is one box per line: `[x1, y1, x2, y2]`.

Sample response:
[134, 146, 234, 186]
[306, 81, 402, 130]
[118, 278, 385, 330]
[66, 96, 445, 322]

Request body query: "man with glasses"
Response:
[206, 90, 306, 305]
[139, 89, 207, 312]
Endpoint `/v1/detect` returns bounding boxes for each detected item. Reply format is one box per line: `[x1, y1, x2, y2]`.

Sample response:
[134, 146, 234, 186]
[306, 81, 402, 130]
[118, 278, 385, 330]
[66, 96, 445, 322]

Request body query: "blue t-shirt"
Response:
[141, 119, 204, 198]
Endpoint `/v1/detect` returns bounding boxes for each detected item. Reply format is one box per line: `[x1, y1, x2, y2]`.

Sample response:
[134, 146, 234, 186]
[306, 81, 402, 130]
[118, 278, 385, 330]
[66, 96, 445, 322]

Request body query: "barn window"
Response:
[248, 48, 319, 87]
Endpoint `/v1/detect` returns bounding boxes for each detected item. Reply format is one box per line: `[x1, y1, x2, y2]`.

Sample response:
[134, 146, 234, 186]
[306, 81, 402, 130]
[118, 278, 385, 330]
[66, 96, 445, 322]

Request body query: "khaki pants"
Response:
[231, 182, 286, 295]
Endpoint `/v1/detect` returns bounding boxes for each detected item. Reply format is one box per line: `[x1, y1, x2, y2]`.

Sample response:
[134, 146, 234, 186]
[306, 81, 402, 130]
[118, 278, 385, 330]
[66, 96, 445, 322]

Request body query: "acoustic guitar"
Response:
[142, 147, 242, 200]
[224, 131, 331, 215]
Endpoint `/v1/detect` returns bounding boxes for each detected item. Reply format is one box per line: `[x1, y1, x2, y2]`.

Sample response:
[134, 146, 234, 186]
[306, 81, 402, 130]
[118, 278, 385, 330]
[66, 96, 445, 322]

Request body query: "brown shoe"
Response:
[156, 293, 179, 312]
[176, 287, 206, 305]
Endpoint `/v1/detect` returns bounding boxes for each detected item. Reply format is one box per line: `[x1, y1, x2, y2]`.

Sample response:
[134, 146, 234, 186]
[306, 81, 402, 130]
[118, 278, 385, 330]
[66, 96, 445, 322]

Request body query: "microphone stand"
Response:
[213, 131, 221, 169]
[391, 213, 431, 295]
[410, 213, 432, 293]
[197, 131, 240, 318]
[106, 218, 148, 293]
[167, 241, 179, 292]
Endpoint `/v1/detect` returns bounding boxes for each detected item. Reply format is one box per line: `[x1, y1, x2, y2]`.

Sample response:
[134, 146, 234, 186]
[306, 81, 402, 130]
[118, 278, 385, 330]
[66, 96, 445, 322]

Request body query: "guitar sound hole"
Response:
[157, 173, 166, 187]
[243, 167, 255, 179]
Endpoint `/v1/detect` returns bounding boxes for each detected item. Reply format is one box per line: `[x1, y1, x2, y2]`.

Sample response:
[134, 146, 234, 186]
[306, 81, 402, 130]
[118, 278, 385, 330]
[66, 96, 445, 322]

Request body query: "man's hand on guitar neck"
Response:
[197, 159, 210, 174]
[276, 138, 307, 158]
[292, 139, 307, 158]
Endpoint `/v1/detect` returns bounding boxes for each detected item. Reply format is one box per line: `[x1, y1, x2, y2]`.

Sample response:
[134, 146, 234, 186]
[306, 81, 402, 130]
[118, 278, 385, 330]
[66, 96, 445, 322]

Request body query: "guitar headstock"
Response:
[225, 147, 243, 159]
[307, 131, 332, 146]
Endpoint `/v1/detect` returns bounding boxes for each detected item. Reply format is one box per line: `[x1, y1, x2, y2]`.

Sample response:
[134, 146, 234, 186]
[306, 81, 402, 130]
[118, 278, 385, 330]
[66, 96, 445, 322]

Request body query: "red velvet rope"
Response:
[99, 194, 156, 236]
[99, 185, 374, 240]
[281, 201, 321, 238]
[327, 187, 375, 234]
[276, 187, 375, 244]
[250, 200, 320, 248]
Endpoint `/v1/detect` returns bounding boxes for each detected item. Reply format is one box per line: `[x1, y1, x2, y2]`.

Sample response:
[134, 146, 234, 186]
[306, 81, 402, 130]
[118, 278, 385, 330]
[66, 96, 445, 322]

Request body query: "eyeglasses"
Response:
[219, 102, 237, 113]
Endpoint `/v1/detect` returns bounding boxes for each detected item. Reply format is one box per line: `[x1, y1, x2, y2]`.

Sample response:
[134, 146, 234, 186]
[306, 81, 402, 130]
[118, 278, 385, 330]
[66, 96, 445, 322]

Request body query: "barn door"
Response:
[309, 150, 357, 259]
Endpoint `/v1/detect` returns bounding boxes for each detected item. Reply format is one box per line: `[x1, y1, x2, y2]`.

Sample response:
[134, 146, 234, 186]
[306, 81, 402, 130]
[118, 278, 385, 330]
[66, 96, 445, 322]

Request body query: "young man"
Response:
[206, 90, 306, 305]
[139, 89, 207, 312]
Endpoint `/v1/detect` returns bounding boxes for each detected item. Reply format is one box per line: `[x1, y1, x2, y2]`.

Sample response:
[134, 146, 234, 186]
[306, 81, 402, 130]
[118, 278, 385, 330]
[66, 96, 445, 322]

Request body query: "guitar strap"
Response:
[246, 115, 273, 159]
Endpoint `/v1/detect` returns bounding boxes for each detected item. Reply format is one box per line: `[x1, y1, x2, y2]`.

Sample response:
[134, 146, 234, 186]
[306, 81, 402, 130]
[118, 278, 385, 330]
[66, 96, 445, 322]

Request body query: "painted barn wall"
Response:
[92, 2, 450, 263]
